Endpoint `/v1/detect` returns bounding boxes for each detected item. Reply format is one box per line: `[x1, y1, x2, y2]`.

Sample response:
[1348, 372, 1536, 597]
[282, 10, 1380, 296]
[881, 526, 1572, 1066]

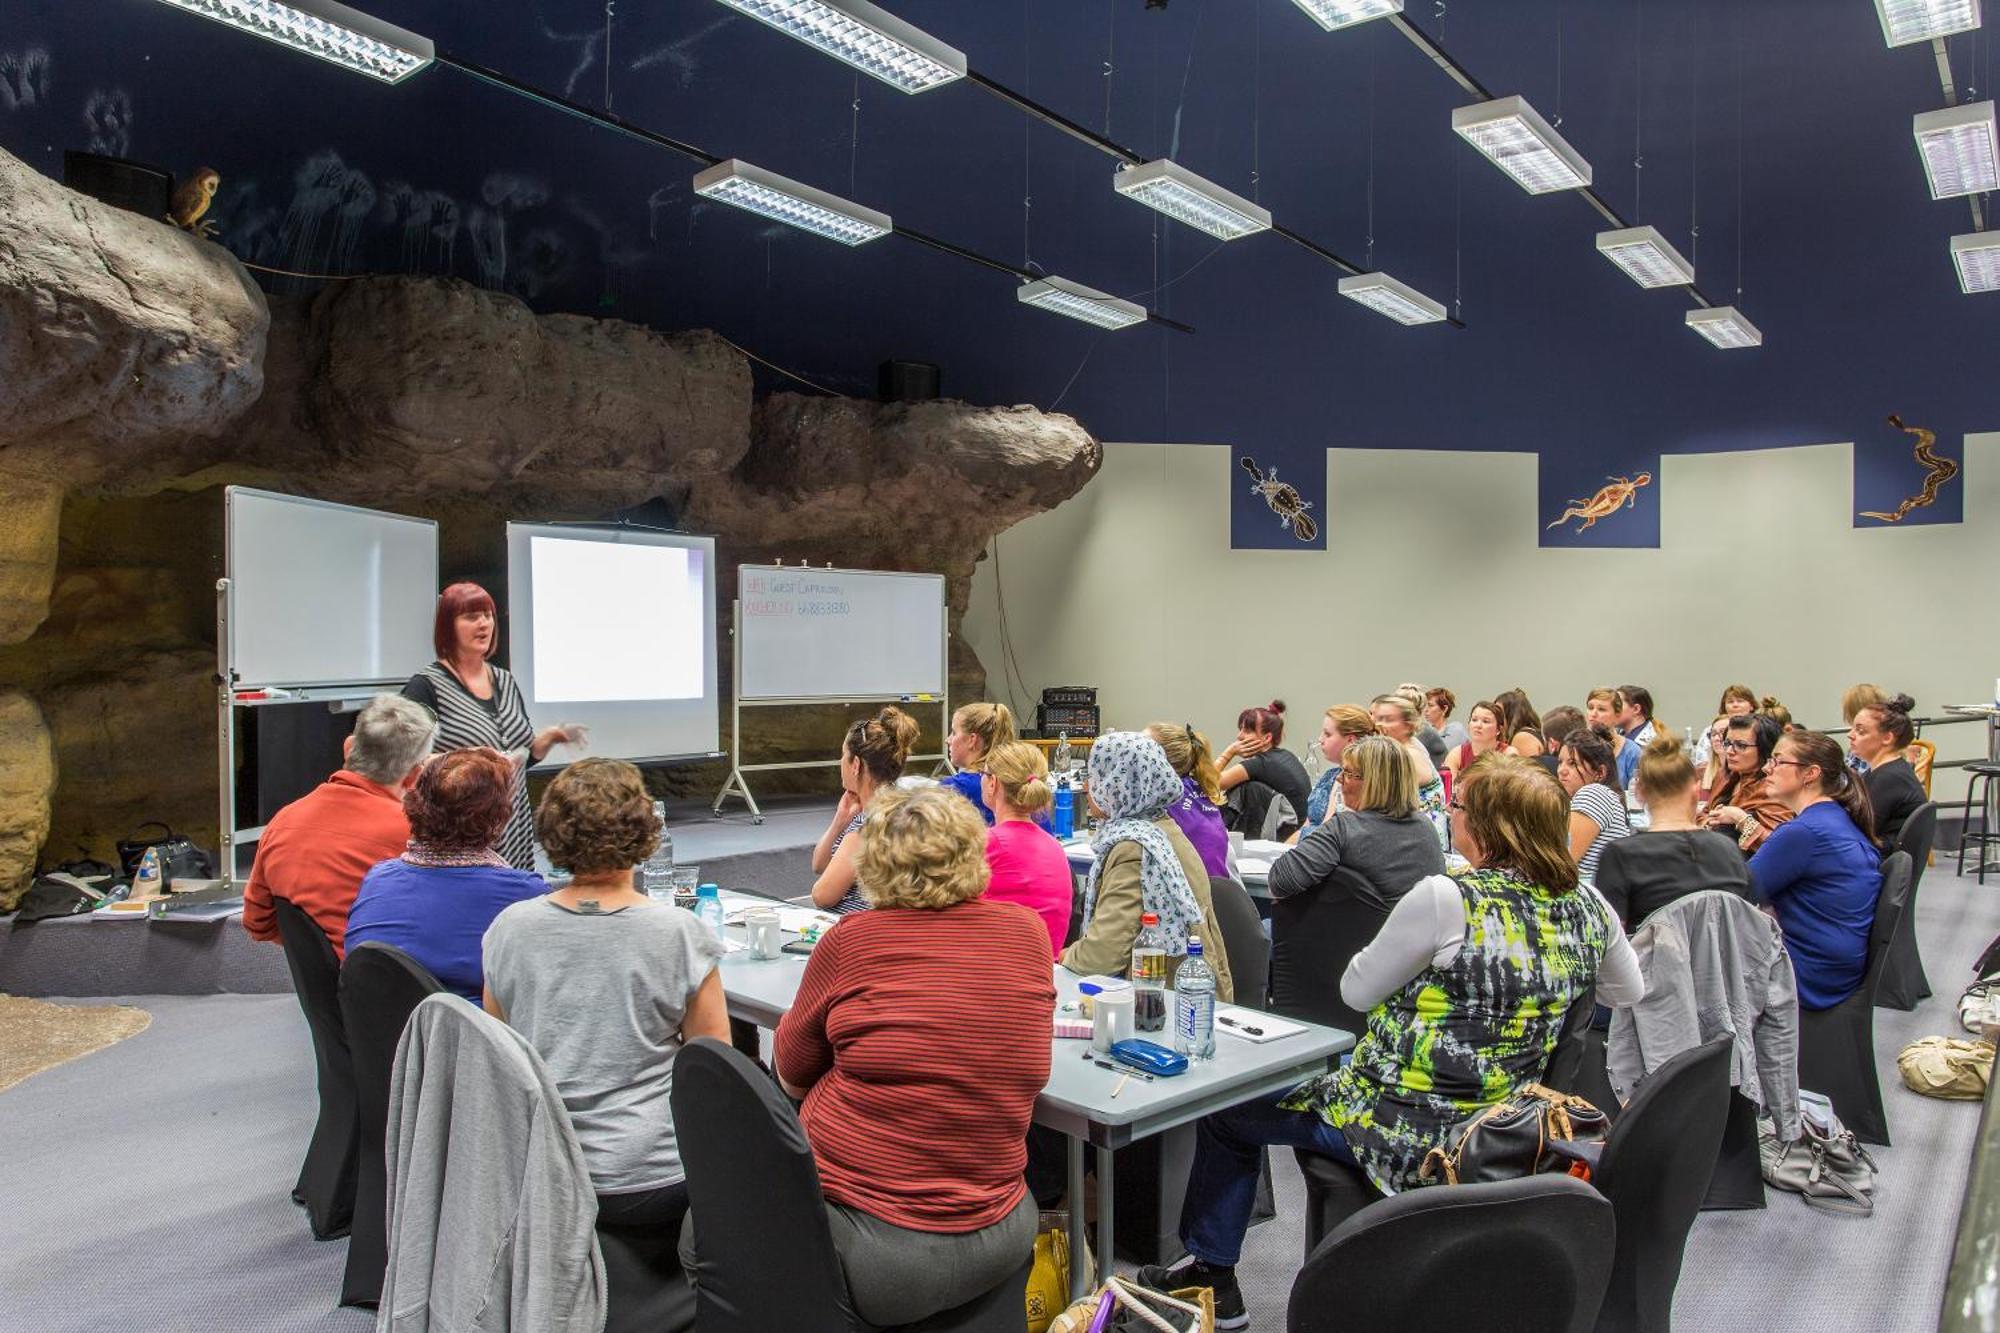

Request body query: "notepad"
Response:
[1213, 1008, 1308, 1043]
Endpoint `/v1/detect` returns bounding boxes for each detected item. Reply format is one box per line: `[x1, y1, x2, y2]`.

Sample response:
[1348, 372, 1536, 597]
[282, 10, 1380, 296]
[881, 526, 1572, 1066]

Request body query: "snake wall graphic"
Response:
[1858, 415, 1960, 524]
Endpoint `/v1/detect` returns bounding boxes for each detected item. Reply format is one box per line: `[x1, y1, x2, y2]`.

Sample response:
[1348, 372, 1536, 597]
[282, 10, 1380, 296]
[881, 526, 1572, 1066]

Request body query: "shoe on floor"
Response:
[1132, 1255, 1248, 1330]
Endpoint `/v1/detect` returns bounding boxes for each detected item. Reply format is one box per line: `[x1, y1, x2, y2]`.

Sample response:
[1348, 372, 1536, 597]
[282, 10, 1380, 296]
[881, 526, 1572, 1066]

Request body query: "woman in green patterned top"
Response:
[1137, 755, 1643, 1332]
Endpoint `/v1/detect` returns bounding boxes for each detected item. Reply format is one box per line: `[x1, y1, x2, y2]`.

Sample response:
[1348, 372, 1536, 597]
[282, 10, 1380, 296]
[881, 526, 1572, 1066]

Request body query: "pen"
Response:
[1084, 1053, 1156, 1081]
[1217, 1015, 1266, 1037]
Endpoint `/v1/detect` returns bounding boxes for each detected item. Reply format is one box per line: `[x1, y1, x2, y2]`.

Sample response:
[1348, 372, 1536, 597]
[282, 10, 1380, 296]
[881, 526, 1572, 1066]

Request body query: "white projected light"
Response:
[1914, 101, 2000, 198]
[1874, 0, 1982, 47]
[532, 539, 701, 703]
[713, 0, 966, 93]
[1452, 95, 1594, 194]
[1952, 232, 2000, 293]
[1288, 0, 1404, 32]
[1016, 277, 1148, 330]
[151, 0, 433, 83]
[1113, 160, 1273, 240]
[1686, 306, 1763, 349]
[1596, 225, 1696, 287]
[1337, 272, 1447, 325]
[693, 160, 891, 245]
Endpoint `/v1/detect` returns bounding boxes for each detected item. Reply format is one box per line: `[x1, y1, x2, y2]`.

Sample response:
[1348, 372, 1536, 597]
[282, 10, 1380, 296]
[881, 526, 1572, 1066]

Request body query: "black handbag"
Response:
[115, 822, 218, 888]
[1419, 1083, 1609, 1186]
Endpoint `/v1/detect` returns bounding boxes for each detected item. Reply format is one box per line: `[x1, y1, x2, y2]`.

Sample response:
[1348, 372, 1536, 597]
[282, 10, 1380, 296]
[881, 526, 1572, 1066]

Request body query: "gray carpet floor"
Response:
[3, 867, 1993, 1332]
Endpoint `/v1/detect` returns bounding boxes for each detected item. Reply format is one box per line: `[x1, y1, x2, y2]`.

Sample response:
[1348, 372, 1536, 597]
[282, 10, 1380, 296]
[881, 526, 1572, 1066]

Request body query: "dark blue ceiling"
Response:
[3, 0, 1993, 546]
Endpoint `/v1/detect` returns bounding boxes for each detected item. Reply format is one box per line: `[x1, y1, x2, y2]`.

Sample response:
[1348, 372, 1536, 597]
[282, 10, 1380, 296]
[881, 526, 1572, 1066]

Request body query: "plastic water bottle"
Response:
[133, 847, 163, 898]
[694, 882, 726, 944]
[1131, 912, 1168, 1033]
[1173, 937, 1217, 1060]
[1052, 729, 1074, 775]
[1052, 778, 1075, 839]
[641, 800, 676, 900]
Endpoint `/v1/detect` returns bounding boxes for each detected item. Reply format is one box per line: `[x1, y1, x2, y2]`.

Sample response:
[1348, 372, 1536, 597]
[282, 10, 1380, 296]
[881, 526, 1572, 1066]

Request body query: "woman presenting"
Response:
[402, 581, 583, 871]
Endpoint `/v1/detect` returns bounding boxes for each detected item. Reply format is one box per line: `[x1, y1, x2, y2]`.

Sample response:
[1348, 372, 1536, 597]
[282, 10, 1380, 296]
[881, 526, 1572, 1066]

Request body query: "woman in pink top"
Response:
[980, 741, 1075, 956]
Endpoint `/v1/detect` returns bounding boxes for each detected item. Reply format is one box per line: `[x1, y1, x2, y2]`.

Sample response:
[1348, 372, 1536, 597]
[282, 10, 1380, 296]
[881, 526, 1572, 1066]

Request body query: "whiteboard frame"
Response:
[734, 563, 948, 702]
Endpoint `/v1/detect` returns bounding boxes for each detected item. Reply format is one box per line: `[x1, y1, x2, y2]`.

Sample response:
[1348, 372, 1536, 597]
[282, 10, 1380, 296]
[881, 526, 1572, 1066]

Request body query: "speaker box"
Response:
[878, 359, 941, 403]
[63, 151, 174, 220]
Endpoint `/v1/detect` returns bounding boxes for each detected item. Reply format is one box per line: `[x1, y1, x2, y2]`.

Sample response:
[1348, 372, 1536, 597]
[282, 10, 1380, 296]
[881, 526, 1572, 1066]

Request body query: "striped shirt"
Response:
[401, 661, 537, 871]
[1571, 782, 1633, 885]
[829, 812, 868, 916]
[774, 899, 1056, 1232]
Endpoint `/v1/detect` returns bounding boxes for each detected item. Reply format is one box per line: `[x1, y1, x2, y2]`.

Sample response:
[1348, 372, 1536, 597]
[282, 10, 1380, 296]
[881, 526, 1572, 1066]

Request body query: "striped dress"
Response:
[401, 661, 538, 871]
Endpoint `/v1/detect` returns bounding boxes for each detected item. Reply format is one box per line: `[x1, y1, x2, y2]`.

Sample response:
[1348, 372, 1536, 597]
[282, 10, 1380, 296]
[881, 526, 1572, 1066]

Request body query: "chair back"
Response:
[1207, 876, 1270, 1010]
[1260, 793, 1300, 842]
[1270, 870, 1388, 1036]
[1593, 1036, 1733, 1333]
[1539, 987, 1598, 1096]
[1895, 801, 1938, 886]
[273, 897, 359, 1238]
[342, 943, 448, 1117]
[1858, 852, 1913, 1007]
[1286, 1174, 1613, 1333]
[275, 897, 348, 1059]
[670, 1038, 853, 1333]
[1906, 739, 1936, 795]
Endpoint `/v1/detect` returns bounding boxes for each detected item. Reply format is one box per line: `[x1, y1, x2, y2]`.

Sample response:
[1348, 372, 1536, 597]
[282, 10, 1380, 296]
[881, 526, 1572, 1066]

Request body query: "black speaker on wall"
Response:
[63, 151, 175, 220]
[878, 359, 941, 403]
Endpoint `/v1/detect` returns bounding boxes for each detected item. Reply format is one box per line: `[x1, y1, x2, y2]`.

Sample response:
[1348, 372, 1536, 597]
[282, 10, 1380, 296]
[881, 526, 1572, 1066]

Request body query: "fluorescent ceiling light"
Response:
[1016, 277, 1147, 330]
[1288, 0, 1405, 32]
[713, 0, 966, 93]
[1337, 272, 1447, 325]
[151, 0, 432, 82]
[1952, 232, 2000, 293]
[1113, 160, 1272, 241]
[1452, 95, 1593, 194]
[1873, 0, 1982, 47]
[1913, 101, 1999, 198]
[693, 160, 891, 245]
[1686, 306, 1762, 349]
[1596, 225, 1696, 287]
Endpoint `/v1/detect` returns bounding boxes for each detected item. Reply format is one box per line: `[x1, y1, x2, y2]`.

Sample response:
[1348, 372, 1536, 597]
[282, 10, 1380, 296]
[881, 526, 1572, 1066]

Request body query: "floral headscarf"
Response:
[1084, 731, 1202, 952]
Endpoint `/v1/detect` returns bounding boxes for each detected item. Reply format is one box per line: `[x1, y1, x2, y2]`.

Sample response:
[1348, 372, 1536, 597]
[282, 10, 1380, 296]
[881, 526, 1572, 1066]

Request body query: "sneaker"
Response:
[1133, 1255, 1248, 1331]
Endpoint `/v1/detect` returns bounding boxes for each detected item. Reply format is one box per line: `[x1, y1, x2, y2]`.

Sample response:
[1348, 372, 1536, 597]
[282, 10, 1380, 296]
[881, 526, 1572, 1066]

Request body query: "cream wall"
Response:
[964, 437, 2000, 774]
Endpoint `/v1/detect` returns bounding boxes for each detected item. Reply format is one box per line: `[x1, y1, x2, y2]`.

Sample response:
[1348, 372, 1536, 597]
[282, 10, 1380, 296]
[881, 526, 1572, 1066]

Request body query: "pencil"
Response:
[1110, 1072, 1132, 1099]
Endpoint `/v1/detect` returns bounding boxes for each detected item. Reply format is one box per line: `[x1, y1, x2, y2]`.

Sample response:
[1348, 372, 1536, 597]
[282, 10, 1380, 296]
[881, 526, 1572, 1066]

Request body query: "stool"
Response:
[1957, 764, 2000, 885]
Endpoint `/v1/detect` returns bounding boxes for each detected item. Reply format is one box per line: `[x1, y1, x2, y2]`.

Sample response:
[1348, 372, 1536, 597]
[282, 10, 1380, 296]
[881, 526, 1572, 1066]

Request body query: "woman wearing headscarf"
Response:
[1060, 731, 1235, 1001]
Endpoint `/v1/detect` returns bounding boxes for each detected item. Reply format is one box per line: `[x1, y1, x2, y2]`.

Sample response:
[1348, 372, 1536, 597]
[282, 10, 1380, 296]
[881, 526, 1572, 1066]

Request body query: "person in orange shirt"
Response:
[242, 693, 436, 955]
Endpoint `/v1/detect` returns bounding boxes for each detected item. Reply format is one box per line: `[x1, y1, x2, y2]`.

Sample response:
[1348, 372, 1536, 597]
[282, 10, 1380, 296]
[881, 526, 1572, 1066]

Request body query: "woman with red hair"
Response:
[402, 582, 583, 869]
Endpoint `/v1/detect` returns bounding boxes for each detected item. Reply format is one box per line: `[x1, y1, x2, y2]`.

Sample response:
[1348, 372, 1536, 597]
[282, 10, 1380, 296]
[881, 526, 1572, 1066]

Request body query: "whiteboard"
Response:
[738, 565, 946, 700]
[226, 488, 438, 689]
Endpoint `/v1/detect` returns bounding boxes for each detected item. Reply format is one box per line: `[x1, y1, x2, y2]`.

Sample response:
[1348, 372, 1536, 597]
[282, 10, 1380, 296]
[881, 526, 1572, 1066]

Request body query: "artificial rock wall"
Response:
[0, 147, 1100, 901]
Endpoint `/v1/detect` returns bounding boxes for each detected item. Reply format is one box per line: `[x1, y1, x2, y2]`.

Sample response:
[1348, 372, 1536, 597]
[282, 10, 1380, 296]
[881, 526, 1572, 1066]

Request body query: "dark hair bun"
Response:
[1886, 693, 1916, 714]
[1269, 699, 1287, 714]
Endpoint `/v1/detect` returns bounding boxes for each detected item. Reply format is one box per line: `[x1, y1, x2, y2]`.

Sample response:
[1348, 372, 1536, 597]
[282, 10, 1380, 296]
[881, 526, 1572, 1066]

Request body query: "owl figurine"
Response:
[169, 167, 221, 239]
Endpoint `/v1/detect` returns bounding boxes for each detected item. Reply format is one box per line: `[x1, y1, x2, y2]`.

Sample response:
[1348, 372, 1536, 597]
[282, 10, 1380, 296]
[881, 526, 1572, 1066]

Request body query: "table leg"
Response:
[1096, 1144, 1116, 1294]
[1067, 1137, 1089, 1300]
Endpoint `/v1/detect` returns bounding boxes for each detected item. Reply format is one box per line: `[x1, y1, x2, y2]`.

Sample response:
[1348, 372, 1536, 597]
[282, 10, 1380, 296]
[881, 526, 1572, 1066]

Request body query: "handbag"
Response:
[115, 823, 217, 888]
[1759, 1091, 1877, 1215]
[1419, 1082, 1609, 1186]
[1048, 1277, 1214, 1333]
[1898, 1037, 1995, 1100]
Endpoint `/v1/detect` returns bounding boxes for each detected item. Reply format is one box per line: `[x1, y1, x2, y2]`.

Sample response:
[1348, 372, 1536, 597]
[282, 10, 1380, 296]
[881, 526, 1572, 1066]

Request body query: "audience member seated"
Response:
[1292, 705, 1376, 842]
[242, 693, 435, 956]
[1619, 684, 1658, 748]
[1585, 687, 1640, 789]
[1370, 694, 1448, 851]
[1150, 722, 1231, 879]
[1596, 735, 1752, 932]
[1493, 687, 1546, 759]
[1760, 696, 1797, 731]
[1397, 683, 1452, 768]
[1700, 713, 1792, 854]
[1558, 724, 1632, 886]
[1136, 757, 1641, 1328]
[939, 701, 1017, 824]
[771, 787, 1055, 1328]
[346, 747, 548, 999]
[1841, 683, 1888, 773]
[979, 741, 1073, 957]
[1696, 714, 1731, 802]
[1424, 686, 1468, 752]
[1268, 736, 1446, 910]
[1441, 699, 1506, 785]
[1748, 731, 1882, 1010]
[1217, 700, 1311, 838]
[1062, 731, 1235, 1000]
[1851, 694, 1925, 847]
[481, 759, 729, 1233]
[810, 706, 919, 915]
[1691, 683, 1758, 771]
[1539, 704, 1586, 780]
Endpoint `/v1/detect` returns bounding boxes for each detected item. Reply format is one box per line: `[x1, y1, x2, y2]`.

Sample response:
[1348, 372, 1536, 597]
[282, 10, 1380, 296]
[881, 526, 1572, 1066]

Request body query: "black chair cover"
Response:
[1880, 802, 1939, 1010]
[271, 897, 359, 1242]
[1287, 1174, 1614, 1333]
[598, 1221, 697, 1333]
[1269, 870, 1387, 1038]
[1798, 852, 1912, 1146]
[1593, 1036, 1733, 1333]
[1701, 1090, 1768, 1212]
[338, 942, 446, 1308]
[1292, 1150, 1384, 1259]
[1207, 876, 1270, 1010]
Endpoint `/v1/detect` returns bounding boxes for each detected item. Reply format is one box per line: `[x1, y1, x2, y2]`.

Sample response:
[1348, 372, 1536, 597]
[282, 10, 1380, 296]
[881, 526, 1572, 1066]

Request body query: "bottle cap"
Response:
[1186, 939, 1203, 956]
[697, 883, 719, 897]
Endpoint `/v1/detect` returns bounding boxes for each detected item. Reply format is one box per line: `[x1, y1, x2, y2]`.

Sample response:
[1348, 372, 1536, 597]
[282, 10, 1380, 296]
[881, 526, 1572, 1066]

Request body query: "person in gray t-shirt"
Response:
[482, 760, 729, 1223]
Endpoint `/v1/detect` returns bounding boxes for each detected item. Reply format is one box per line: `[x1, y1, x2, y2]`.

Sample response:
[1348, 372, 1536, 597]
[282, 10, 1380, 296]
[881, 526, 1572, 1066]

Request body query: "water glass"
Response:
[671, 865, 702, 910]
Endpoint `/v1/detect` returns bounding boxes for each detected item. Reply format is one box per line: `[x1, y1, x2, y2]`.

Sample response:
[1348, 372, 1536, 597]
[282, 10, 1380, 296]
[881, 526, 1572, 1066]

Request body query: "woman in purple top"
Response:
[1149, 723, 1231, 879]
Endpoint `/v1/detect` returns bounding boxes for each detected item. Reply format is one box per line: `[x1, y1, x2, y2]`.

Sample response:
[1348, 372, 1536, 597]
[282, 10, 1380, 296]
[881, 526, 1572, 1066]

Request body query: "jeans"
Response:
[1180, 1093, 1357, 1268]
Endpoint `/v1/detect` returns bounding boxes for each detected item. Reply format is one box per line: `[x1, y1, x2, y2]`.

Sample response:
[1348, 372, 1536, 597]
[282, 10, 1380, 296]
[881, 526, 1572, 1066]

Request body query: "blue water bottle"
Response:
[1052, 777, 1075, 839]
[694, 883, 726, 944]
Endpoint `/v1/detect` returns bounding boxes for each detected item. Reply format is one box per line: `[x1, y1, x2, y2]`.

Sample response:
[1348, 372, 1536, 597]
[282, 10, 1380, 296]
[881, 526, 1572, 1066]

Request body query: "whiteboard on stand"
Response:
[737, 566, 946, 700]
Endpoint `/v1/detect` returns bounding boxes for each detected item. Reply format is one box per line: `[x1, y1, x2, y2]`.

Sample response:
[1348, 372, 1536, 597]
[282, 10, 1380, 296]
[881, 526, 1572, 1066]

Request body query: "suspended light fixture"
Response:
[1337, 272, 1447, 324]
[1113, 160, 1273, 241]
[1686, 306, 1762, 349]
[1451, 95, 1593, 194]
[1873, 0, 1982, 47]
[711, 0, 966, 93]
[1952, 232, 2000, 293]
[1913, 101, 1999, 198]
[693, 160, 891, 245]
[150, 0, 432, 83]
[1595, 225, 1696, 287]
[1016, 277, 1148, 330]
[1288, 0, 1405, 32]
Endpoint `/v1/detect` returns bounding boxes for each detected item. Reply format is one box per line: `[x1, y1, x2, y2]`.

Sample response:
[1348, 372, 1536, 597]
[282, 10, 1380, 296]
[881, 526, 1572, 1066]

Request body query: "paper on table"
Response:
[1236, 858, 1271, 877]
[721, 900, 835, 936]
[1213, 1007, 1308, 1043]
[1241, 839, 1292, 859]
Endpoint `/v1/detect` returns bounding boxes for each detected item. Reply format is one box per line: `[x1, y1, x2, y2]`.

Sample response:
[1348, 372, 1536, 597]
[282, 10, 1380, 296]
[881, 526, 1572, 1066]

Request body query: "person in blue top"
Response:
[1748, 730, 1882, 1010]
[345, 746, 550, 999]
[939, 702, 1020, 825]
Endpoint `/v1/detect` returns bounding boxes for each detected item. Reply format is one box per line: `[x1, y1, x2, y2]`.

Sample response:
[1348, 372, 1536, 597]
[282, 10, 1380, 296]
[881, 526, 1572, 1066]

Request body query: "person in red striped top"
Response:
[774, 786, 1056, 1328]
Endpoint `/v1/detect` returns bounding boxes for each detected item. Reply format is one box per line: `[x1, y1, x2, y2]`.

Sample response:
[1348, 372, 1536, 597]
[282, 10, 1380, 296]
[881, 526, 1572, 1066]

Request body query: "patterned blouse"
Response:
[1301, 767, 1342, 833]
[401, 661, 537, 871]
[1280, 865, 1611, 1192]
[1417, 776, 1450, 854]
